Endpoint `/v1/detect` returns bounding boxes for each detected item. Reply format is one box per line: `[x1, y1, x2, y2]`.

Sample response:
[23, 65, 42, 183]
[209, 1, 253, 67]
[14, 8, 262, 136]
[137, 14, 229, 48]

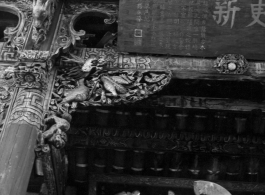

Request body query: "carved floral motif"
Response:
[214, 54, 249, 74]
[14, 62, 48, 89]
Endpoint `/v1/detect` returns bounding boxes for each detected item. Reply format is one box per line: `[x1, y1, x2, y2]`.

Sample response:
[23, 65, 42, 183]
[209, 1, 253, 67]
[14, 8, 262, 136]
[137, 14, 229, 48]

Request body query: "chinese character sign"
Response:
[247, 0, 265, 27]
[213, 0, 241, 28]
[118, 0, 265, 60]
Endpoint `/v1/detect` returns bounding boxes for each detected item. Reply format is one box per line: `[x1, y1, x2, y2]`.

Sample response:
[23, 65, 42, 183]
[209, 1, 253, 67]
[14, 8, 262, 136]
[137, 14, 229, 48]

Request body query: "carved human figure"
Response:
[42, 112, 72, 148]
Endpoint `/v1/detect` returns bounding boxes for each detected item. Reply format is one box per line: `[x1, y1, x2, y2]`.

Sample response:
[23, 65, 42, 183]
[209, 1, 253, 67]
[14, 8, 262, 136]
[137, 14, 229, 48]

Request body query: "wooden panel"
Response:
[118, 0, 265, 60]
[69, 128, 265, 156]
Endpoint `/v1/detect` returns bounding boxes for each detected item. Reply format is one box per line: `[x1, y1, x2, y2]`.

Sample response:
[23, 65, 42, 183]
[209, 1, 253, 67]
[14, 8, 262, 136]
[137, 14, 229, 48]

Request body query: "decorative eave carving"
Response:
[32, 0, 58, 50]
[214, 54, 249, 74]
[0, 0, 33, 61]
[50, 2, 118, 55]
[50, 51, 171, 112]
[14, 62, 48, 89]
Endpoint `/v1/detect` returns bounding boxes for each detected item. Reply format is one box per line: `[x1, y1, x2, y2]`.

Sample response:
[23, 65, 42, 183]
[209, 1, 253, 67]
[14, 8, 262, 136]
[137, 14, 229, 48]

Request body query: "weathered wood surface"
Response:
[0, 87, 46, 195]
[0, 124, 37, 195]
[118, 0, 265, 60]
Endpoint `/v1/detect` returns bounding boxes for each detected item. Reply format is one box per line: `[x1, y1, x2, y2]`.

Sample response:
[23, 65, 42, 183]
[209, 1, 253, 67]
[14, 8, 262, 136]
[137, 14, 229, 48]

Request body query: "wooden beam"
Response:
[77, 48, 265, 81]
[153, 95, 265, 112]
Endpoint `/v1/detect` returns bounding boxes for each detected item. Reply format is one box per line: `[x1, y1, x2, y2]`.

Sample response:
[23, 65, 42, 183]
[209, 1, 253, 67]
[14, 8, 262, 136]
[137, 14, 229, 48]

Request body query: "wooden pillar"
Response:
[0, 88, 46, 195]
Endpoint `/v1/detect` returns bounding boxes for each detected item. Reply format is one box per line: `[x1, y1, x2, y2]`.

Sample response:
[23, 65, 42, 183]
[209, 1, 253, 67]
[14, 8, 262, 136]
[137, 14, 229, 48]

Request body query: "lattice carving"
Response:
[8, 88, 46, 128]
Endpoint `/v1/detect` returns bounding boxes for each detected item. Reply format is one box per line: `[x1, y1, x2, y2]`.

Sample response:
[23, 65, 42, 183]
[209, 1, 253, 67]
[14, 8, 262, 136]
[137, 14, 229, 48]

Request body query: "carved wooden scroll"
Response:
[51, 1, 118, 55]
[0, 0, 33, 61]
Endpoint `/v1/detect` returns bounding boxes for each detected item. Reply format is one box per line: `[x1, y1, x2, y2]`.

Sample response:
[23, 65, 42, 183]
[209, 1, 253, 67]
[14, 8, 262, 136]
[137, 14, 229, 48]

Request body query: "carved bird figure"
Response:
[194, 181, 231, 195]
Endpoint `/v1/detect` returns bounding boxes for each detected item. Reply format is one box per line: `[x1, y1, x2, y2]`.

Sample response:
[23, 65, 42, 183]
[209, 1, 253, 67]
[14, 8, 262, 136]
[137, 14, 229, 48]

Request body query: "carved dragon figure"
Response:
[32, 0, 57, 48]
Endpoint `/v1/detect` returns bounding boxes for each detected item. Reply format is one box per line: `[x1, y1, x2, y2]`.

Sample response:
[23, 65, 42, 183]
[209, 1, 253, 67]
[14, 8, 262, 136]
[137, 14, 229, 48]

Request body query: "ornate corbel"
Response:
[32, 0, 58, 50]
[0, 0, 33, 60]
[214, 54, 249, 74]
[51, 2, 118, 55]
[50, 52, 172, 113]
[14, 61, 48, 89]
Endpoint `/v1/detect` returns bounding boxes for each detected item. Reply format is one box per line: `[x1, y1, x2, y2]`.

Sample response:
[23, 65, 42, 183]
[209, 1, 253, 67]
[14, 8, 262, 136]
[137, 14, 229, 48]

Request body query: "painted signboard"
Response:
[118, 0, 265, 60]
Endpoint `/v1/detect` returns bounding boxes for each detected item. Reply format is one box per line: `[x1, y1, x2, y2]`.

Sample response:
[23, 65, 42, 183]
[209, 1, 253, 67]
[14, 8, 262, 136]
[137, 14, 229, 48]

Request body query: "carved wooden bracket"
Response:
[214, 54, 249, 74]
[50, 2, 118, 55]
[50, 60, 171, 113]
[14, 62, 48, 89]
